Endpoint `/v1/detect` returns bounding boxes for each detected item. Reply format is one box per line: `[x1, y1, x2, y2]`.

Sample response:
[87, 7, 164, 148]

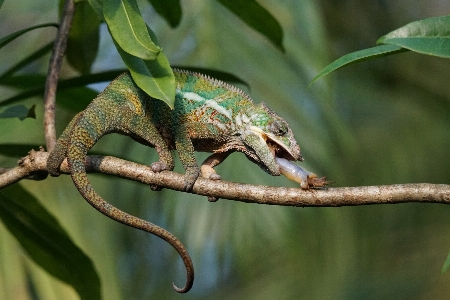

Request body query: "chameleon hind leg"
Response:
[47, 112, 83, 176]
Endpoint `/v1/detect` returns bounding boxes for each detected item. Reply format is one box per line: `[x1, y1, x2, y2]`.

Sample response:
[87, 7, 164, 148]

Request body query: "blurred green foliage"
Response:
[0, 0, 449, 299]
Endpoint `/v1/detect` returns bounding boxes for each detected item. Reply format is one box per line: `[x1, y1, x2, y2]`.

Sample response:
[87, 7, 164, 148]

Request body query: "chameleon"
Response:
[47, 68, 304, 293]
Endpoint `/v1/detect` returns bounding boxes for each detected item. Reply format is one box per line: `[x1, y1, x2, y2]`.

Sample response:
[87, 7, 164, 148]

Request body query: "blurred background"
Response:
[0, 0, 450, 299]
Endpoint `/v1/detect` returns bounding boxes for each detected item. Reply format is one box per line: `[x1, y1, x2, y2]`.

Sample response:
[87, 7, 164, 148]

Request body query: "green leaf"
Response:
[0, 184, 101, 300]
[0, 74, 47, 89]
[0, 68, 244, 110]
[0, 23, 58, 49]
[0, 73, 98, 112]
[0, 42, 53, 79]
[377, 15, 450, 58]
[57, 86, 99, 112]
[215, 0, 284, 52]
[0, 105, 36, 120]
[0, 0, 5, 10]
[112, 26, 175, 108]
[442, 252, 450, 274]
[0, 70, 125, 108]
[311, 15, 450, 85]
[87, 0, 104, 21]
[147, 0, 182, 28]
[66, 0, 101, 74]
[310, 44, 405, 85]
[114, 43, 175, 108]
[104, 0, 161, 60]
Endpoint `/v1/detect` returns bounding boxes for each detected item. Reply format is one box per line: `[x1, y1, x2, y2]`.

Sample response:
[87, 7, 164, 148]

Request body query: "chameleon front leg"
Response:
[200, 152, 230, 202]
[200, 152, 231, 180]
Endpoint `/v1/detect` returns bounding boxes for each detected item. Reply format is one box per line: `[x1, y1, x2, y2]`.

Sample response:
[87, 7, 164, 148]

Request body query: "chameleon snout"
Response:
[292, 144, 303, 161]
[267, 136, 302, 162]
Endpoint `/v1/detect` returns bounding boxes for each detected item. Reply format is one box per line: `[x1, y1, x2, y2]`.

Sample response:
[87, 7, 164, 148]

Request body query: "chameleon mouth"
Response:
[249, 126, 302, 162]
[266, 137, 301, 161]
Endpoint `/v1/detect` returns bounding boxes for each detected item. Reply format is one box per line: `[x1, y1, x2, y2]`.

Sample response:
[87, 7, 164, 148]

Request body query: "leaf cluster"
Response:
[311, 15, 450, 84]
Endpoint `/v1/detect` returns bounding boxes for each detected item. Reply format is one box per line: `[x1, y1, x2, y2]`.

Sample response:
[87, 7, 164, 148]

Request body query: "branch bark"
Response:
[43, 0, 75, 153]
[1, 150, 449, 206]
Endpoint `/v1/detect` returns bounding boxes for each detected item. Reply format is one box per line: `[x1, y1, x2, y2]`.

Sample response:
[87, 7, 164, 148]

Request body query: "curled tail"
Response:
[66, 129, 194, 293]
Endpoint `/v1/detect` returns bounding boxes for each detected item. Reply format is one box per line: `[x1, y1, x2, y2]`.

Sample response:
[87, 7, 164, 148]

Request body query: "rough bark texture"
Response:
[1, 150, 449, 207]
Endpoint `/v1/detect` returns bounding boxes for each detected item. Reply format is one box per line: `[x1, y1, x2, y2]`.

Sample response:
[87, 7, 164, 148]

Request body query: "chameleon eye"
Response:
[270, 120, 288, 136]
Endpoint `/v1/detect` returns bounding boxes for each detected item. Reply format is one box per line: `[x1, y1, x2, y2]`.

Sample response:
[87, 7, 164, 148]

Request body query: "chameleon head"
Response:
[239, 102, 302, 175]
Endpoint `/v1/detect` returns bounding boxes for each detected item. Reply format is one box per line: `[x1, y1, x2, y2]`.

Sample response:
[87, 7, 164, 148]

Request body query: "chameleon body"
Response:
[47, 69, 303, 293]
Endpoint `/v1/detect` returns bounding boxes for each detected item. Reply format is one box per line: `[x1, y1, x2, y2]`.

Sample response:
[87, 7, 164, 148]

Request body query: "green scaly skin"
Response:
[47, 69, 303, 293]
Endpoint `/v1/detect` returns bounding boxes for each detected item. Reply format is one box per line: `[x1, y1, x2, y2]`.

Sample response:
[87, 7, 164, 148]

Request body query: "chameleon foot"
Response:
[207, 196, 219, 202]
[200, 165, 221, 180]
[200, 164, 221, 202]
[149, 162, 171, 191]
[151, 161, 170, 173]
[149, 184, 163, 191]
[183, 167, 200, 191]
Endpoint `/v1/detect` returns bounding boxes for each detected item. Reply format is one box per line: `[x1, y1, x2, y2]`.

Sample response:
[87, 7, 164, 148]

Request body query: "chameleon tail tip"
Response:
[172, 281, 191, 293]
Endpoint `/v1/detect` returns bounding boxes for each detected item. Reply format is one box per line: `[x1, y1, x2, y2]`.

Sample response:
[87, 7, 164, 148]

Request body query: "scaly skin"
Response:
[47, 69, 303, 293]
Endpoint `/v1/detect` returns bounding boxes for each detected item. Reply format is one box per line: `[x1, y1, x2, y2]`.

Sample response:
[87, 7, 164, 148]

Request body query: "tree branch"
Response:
[1, 150, 449, 206]
[43, 0, 75, 153]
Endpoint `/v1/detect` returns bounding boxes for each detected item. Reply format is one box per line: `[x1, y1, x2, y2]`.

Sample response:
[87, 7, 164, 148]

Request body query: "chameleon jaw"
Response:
[249, 126, 302, 162]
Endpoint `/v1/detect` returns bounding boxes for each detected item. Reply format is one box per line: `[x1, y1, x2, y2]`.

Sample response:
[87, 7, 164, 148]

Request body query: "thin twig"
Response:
[1, 151, 449, 207]
[43, 0, 75, 153]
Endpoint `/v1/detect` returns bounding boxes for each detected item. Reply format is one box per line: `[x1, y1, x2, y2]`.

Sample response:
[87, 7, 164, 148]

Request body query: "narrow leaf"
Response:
[57, 87, 99, 112]
[0, 104, 36, 120]
[104, 0, 161, 60]
[310, 44, 405, 85]
[112, 25, 175, 108]
[378, 15, 450, 58]
[442, 252, 450, 274]
[0, 74, 47, 89]
[87, 0, 104, 21]
[114, 42, 175, 108]
[0, 68, 245, 110]
[0, 23, 58, 49]
[147, 0, 182, 28]
[0, 184, 101, 300]
[215, 0, 284, 52]
[66, 0, 101, 74]
[0, 42, 53, 79]
[0, 0, 5, 10]
[0, 70, 125, 107]
[0, 87, 95, 113]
